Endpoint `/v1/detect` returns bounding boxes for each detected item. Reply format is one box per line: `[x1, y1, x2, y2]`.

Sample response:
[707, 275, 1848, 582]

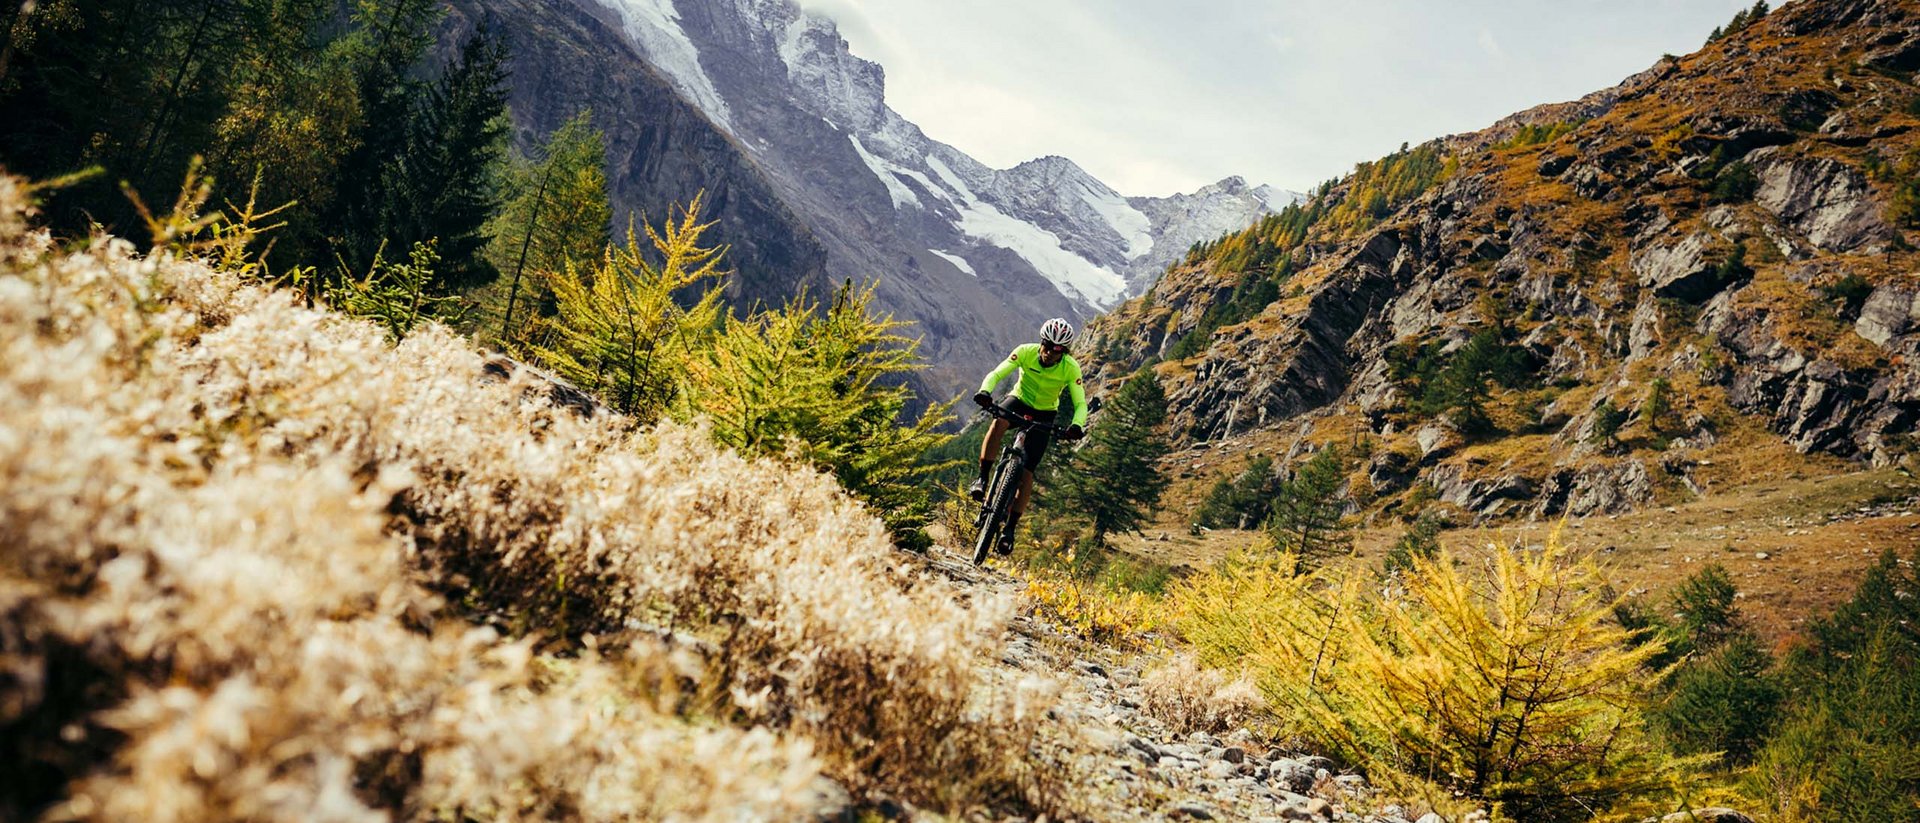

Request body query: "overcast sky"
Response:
[795, 0, 1762, 197]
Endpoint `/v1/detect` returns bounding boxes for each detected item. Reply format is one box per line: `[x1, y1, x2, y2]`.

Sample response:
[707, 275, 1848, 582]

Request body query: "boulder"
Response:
[1861, 16, 1920, 72]
[1267, 758, 1319, 793]
[1469, 236, 1510, 262]
[1537, 461, 1655, 516]
[1628, 297, 1664, 361]
[1631, 233, 1741, 303]
[1538, 152, 1575, 177]
[1701, 294, 1895, 458]
[1751, 148, 1893, 253]
[1429, 465, 1538, 516]
[1568, 162, 1611, 199]
[1166, 800, 1216, 820]
[481, 356, 602, 417]
[1856, 285, 1920, 347]
[1369, 449, 1416, 496]
[1416, 420, 1464, 462]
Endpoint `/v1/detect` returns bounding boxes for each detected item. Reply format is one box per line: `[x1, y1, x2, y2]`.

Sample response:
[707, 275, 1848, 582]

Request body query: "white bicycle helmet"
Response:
[1039, 317, 1075, 347]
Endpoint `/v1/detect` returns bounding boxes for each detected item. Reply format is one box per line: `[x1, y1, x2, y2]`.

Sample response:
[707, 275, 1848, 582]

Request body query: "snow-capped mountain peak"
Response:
[573, 0, 1295, 397]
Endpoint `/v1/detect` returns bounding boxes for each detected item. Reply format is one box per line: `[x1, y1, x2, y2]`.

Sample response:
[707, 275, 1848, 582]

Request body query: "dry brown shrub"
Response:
[0, 176, 1063, 819]
[1140, 653, 1268, 735]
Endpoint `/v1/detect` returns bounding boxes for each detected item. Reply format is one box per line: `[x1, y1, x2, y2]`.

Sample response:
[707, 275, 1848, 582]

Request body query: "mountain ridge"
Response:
[1083, 0, 1920, 522]
[453, 0, 1297, 402]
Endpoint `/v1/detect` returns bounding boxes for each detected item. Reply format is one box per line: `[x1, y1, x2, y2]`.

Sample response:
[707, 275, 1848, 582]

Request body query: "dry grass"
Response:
[1138, 653, 1266, 735]
[0, 175, 1065, 820]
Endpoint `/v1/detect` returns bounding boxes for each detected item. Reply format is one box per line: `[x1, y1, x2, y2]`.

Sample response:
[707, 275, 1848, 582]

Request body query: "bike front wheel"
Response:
[972, 457, 1021, 565]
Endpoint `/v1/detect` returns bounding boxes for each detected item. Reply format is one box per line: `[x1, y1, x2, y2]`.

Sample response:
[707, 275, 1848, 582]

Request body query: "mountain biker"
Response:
[970, 317, 1088, 555]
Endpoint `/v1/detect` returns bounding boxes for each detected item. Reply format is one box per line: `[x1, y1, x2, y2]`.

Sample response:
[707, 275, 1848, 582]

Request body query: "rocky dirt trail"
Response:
[911, 547, 1463, 823]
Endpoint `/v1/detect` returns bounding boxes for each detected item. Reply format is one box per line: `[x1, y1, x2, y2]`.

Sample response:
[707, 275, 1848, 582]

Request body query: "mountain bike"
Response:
[972, 402, 1079, 565]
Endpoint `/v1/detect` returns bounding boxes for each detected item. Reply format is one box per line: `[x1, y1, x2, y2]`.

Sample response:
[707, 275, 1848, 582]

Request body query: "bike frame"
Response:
[971, 403, 1074, 564]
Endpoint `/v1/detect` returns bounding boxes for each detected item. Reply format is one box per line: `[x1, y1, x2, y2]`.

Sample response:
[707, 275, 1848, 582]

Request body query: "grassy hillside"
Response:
[0, 175, 1072, 820]
[1084, 0, 1920, 550]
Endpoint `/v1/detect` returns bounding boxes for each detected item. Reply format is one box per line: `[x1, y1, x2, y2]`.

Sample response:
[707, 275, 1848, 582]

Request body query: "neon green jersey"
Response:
[980, 343, 1088, 427]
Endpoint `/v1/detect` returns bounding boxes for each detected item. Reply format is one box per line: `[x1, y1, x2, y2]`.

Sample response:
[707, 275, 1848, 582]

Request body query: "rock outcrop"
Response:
[1085, 0, 1920, 520]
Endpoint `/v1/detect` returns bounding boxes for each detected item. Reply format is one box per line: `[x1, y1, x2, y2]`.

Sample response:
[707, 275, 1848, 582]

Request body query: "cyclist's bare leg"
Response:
[978, 418, 1010, 484]
[1011, 469, 1035, 518]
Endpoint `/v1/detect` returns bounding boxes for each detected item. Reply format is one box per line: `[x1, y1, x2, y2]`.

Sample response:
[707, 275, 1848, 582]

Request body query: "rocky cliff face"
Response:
[442, 0, 832, 310]
[451, 0, 1296, 400]
[1087, 0, 1920, 520]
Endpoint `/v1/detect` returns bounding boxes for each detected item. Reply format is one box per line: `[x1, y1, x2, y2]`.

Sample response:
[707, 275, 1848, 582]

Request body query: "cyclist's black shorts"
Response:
[1003, 398, 1057, 472]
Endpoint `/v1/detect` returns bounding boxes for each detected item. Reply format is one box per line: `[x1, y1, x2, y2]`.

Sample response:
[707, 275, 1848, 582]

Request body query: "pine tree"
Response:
[1266, 446, 1351, 575]
[0, 0, 336, 235]
[1641, 377, 1673, 435]
[1047, 370, 1172, 545]
[323, 0, 444, 278]
[493, 110, 611, 345]
[535, 197, 726, 421]
[681, 281, 951, 548]
[391, 26, 509, 290]
[1381, 512, 1443, 577]
[1194, 455, 1277, 529]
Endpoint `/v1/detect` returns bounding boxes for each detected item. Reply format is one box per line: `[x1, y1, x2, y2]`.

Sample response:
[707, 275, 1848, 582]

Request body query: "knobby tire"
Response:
[972, 456, 1020, 565]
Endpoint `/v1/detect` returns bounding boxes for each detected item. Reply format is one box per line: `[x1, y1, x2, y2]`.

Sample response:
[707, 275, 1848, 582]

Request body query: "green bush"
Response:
[1493, 120, 1583, 151]
[1652, 634, 1782, 765]
[1194, 456, 1278, 529]
[1823, 273, 1874, 317]
[1709, 161, 1759, 203]
[1589, 399, 1630, 445]
[1380, 512, 1443, 577]
[1749, 549, 1920, 820]
[1388, 325, 1536, 436]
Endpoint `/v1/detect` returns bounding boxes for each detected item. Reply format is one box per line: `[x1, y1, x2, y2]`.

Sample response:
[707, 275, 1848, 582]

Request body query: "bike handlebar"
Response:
[980, 402, 1081, 438]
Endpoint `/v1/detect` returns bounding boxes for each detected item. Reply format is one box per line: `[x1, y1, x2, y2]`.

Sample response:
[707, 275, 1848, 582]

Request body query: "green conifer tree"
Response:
[1381, 512, 1443, 577]
[323, 0, 444, 277]
[1267, 446, 1352, 574]
[1195, 455, 1278, 529]
[1048, 370, 1172, 545]
[493, 110, 611, 345]
[391, 26, 509, 289]
[680, 281, 951, 548]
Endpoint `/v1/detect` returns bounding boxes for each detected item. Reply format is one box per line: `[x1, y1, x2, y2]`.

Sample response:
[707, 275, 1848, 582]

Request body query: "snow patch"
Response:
[599, 0, 735, 133]
[924, 154, 975, 203]
[925, 156, 1125, 305]
[777, 14, 813, 77]
[1254, 184, 1305, 212]
[928, 249, 976, 276]
[849, 135, 920, 210]
[1080, 187, 1154, 260]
